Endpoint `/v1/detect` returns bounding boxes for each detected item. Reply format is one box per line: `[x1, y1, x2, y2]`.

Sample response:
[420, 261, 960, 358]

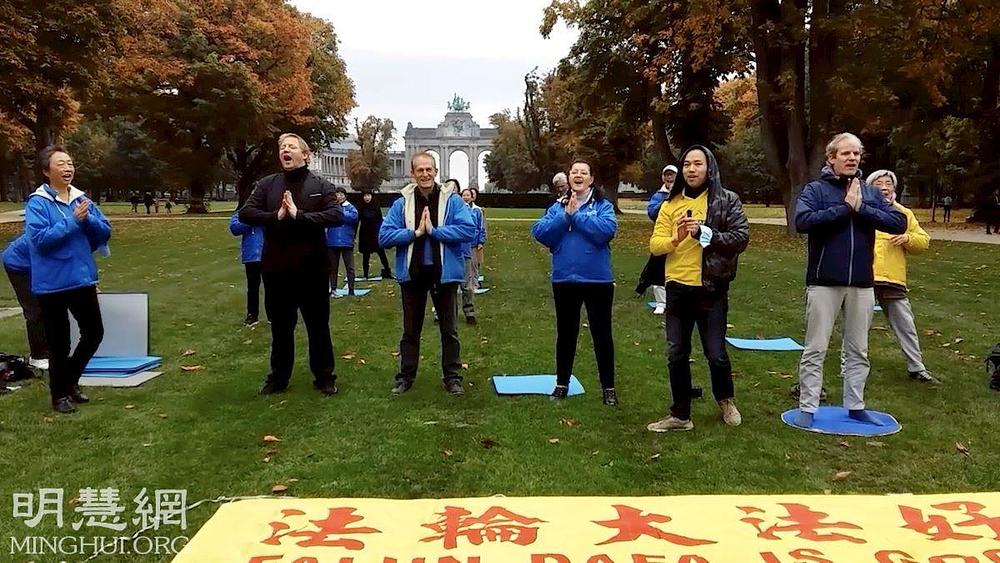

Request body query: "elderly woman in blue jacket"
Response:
[24, 146, 111, 414]
[532, 160, 619, 405]
[229, 211, 264, 325]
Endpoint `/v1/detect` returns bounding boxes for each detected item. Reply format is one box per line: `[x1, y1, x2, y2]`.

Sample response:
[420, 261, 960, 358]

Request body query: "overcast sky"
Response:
[289, 0, 578, 153]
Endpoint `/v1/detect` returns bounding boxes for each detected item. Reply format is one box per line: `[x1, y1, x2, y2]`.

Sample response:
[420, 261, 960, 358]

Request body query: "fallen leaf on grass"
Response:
[923, 329, 942, 337]
[271, 484, 288, 494]
[560, 418, 579, 427]
[243, 339, 252, 345]
[182, 350, 196, 357]
[461, 363, 469, 369]
[124, 404, 135, 410]
[956, 442, 971, 457]
[548, 438, 560, 444]
[391, 351, 400, 357]
[832, 470, 852, 482]
[480, 437, 498, 449]
[423, 421, 439, 425]
[726, 323, 735, 329]
[287, 479, 299, 483]
[359, 358, 366, 365]
[649, 453, 661, 462]
[68, 496, 80, 507]
[158, 413, 167, 419]
[837, 441, 851, 448]
[866, 441, 885, 447]
[341, 353, 356, 360]
[262, 435, 282, 444]
[441, 449, 453, 457]
[180, 365, 203, 372]
[42, 417, 54, 423]
[185, 323, 193, 328]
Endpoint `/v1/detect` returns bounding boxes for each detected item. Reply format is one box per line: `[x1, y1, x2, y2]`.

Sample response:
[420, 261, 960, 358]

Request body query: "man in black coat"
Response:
[239, 133, 343, 395]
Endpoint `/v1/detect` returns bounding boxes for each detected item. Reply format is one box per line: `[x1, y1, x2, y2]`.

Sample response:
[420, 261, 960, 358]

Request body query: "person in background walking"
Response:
[357, 190, 393, 280]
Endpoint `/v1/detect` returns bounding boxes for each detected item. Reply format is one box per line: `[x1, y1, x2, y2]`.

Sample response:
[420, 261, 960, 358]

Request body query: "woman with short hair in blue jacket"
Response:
[3, 234, 49, 369]
[229, 211, 265, 325]
[532, 160, 619, 405]
[24, 146, 111, 414]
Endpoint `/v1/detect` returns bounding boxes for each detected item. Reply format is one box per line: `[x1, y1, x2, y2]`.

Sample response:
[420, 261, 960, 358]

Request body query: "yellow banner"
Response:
[173, 494, 1000, 563]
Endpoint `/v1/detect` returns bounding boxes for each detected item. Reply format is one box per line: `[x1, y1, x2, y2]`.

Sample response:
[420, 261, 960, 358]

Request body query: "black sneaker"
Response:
[391, 379, 413, 395]
[244, 314, 259, 326]
[602, 388, 618, 406]
[444, 379, 465, 396]
[314, 380, 339, 396]
[550, 385, 568, 400]
[69, 386, 90, 404]
[52, 397, 76, 414]
[259, 379, 288, 395]
[381, 269, 394, 280]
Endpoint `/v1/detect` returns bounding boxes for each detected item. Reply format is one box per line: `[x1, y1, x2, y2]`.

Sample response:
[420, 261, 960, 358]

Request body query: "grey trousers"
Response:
[880, 296, 926, 373]
[461, 255, 480, 318]
[797, 286, 875, 413]
[652, 285, 666, 305]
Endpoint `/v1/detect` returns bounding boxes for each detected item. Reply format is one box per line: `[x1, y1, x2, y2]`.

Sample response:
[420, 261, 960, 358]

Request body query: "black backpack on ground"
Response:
[987, 343, 1000, 391]
[0, 354, 35, 384]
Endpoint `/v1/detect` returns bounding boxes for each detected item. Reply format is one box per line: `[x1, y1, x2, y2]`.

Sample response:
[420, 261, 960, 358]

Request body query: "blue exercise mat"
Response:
[83, 356, 162, 374]
[474, 287, 491, 295]
[492, 374, 585, 396]
[647, 302, 658, 309]
[332, 287, 372, 297]
[726, 337, 804, 351]
[346, 276, 382, 282]
[781, 406, 901, 437]
[874, 304, 883, 312]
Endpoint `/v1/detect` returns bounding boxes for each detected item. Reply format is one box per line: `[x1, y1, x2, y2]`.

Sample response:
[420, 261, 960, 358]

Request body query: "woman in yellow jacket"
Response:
[867, 170, 937, 383]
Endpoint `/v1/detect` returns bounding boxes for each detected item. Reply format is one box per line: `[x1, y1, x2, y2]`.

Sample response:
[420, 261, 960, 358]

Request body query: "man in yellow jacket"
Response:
[867, 170, 937, 383]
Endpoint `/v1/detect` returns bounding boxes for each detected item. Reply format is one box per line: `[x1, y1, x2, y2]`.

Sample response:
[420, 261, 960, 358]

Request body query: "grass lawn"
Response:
[0, 215, 998, 561]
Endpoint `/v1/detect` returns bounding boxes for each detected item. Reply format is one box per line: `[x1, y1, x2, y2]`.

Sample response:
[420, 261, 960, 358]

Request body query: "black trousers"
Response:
[942, 207, 951, 223]
[262, 269, 335, 386]
[5, 268, 48, 359]
[553, 282, 615, 389]
[244, 261, 262, 319]
[361, 249, 391, 278]
[664, 283, 734, 420]
[328, 247, 355, 292]
[397, 269, 461, 383]
[38, 286, 103, 402]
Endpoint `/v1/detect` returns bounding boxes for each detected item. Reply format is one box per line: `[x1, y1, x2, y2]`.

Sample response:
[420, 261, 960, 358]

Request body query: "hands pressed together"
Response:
[276, 191, 299, 220]
[414, 207, 433, 237]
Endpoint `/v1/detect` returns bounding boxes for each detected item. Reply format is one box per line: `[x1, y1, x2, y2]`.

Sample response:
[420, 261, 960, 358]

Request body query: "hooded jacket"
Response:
[228, 212, 264, 263]
[325, 201, 359, 248]
[874, 201, 929, 289]
[378, 182, 476, 284]
[795, 166, 906, 287]
[649, 145, 750, 291]
[532, 188, 617, 284]
[2, 234, 31, 274]
[24, 184, 111, 294]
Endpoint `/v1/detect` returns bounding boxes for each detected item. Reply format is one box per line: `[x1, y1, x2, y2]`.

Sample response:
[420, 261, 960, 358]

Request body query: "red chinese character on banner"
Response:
[592, 504, 717, 546]
[262, 508, 381, 550]
[738, 503, 866, 544]
[420, 505, 545, 549]
[899, 502, 1000, 541]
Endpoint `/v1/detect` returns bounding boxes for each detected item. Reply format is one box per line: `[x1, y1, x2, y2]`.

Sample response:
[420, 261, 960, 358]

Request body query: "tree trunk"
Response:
[186, 178, 208, 214]
[602, 170, 622, 214]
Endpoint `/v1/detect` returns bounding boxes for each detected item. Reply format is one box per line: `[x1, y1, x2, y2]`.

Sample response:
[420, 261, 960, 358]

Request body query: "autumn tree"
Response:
[346, 116, 395, 190]
[107, 0, 354, 212]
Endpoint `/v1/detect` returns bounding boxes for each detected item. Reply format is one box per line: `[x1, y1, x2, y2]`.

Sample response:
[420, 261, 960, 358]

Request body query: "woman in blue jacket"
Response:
[532, 160, 619, 405]
[24, 146, 111, 414]
[229, 211, 264, 325]
[326, 187, 359, 296]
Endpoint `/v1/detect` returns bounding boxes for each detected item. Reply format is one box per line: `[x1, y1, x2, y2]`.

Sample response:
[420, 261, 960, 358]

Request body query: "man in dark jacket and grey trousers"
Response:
[793, 132, 906, 428]
[239, 133, 343, 396]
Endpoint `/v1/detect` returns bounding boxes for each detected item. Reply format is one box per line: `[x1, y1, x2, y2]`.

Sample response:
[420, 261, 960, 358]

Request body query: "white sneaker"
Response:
[719, 398, 742, 426]
[646, 416, 694, 432]
[29, 358, 49, 370]
[653, 304, 666, 315]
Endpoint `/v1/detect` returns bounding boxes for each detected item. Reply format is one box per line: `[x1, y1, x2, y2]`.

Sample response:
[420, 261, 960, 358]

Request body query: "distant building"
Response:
[310, 137, 408, 192]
